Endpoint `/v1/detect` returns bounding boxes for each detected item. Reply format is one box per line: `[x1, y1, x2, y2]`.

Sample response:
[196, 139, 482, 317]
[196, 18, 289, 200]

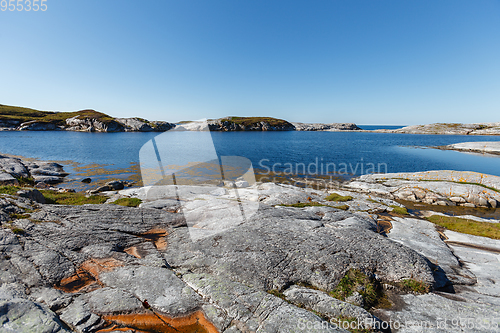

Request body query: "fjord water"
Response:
[1, 131, 500, 184]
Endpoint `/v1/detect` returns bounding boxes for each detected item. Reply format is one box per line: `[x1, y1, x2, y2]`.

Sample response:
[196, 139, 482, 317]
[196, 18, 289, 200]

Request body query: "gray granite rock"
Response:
[283, 286, 380, 330]
[292, 122, 361, 131]
[441, 141, 500, 155]
[376, 122, 500, 136]
[16, 189, 46, 204]
[183, 273, 348, 333]
[347, 171, 500, 208]
[0, 173, 18, 186]
[99, 266, 202, 316]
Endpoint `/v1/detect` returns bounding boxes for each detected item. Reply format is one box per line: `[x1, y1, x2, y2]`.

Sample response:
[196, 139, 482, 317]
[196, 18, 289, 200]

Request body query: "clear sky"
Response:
[1, 0, 499, 124]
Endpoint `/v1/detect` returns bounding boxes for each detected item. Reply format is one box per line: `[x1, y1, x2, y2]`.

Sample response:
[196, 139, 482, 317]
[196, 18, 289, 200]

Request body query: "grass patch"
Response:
[399, 279, 429, 294]
[10, 213, 30, 220]
[0, 104, 118, 126]
[390, 205, 409, 215]
[399, 178, 500, 193]
[329, 269, 384, 310]
[280, 202, 326, 208]
[11, 228, 25, 235]
[0, 186, 20, 195]
[41, 190, 108, 205]
[325, 193, 353, 202]
[333, 204, 349, 211]
[426, 215, 500, 239]
[111, 198, 142, 207]
[16, 177, 35, 186]
[367, 198, 381, 204]
[267, 289, 287, 301]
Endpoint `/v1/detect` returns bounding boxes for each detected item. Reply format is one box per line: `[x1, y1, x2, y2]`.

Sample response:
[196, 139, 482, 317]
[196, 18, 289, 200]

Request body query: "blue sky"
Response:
[1, 0, 499, 124]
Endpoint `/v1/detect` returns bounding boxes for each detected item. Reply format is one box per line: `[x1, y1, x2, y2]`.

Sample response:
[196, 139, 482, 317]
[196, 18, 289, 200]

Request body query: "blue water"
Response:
[357, 125, 406, 130]
[0, 131, 499, 182]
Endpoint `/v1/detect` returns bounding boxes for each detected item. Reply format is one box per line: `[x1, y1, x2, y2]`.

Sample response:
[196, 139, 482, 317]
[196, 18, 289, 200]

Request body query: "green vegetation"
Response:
[401, 178, 500, 193]
[399, 279, 429, 294]
[41, 190, 108, 205]
[10, 213, 30, 220]
[333, 204, 349, 211]
[111, 198, 142, 207]
[458, 182, 500, 193]
[325, 193, 353, 202]
[329, 269, 384, 310]
[11, 228, 25, 235]
[426, 215, 500, 240]
[280, 202, 326, 208]
[16, 177, 35, 186]
[390, 205, 409, 215]
[220, 116, 292, 127]
[0, 104, 116, 126]
[267, 289, 287, 301]
[0, 186, 19, 195]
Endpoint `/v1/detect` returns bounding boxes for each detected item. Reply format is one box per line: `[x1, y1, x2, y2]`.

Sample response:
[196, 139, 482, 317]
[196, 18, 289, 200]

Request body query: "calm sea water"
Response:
[357, 125, 406, 130]
[1, 130, 499, 186]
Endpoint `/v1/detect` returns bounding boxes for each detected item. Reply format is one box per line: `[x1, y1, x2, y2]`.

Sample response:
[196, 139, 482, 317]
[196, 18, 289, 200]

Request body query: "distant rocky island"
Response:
[2, 103, 499, 135]
[0, 104, 360, 133]
[376, 122, 500, 135]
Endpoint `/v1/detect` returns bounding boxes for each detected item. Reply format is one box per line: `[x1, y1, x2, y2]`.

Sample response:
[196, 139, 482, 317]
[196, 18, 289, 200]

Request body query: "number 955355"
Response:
[1, 0, 47, 11]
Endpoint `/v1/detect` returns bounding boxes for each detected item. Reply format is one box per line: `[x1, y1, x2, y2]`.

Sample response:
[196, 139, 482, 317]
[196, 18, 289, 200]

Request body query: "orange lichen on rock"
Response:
[80, 258, 124, 277]
[141, 228, 168, 250]
[55, 270, 97, 293]
[98, 310, 219, 333]
[124, 246, 142, 258]
[55, 258, 123, 293]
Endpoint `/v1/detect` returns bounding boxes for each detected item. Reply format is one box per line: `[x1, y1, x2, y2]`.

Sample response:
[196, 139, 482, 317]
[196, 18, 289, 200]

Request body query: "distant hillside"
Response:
[208, 116, 295, 131]
[0, 104, 173, 132]
[0, 103, 362, 133]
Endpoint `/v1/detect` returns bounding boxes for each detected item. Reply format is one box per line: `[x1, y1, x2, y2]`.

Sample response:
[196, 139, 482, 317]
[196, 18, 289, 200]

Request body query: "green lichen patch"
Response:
[111, 198, 142, 207]
[0, 186, 20, 195]
[426, 215, 500, 240]
[329, 269, 384, 310]
[325, 193, 353, 202]
[11, 227, 25, 235]
[41, 190, 108, 205]
[280, 202, 326, 208]
[390, 205, 409, 215]
[399, 279, 429, 294]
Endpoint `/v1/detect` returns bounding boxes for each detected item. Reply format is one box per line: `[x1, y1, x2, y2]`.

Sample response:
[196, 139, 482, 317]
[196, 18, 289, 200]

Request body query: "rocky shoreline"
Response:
[1, 155, 500, 332]
[375, 122, 500, 136]
[3, 104, 500, 135]
[436, 142, 500, 156]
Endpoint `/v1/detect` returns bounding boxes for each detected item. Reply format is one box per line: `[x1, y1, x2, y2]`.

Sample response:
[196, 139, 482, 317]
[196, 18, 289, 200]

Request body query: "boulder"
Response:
[0, 172, 18, 186]
[16, 189, 46, 204]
